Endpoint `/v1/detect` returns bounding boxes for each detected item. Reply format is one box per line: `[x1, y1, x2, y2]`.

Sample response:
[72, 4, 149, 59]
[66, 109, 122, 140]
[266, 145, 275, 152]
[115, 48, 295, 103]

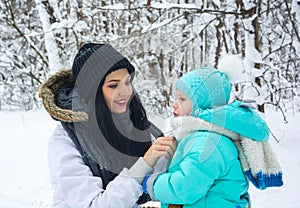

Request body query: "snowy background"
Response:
[0, 0, 299, 207]
[0, 107, 299, 208]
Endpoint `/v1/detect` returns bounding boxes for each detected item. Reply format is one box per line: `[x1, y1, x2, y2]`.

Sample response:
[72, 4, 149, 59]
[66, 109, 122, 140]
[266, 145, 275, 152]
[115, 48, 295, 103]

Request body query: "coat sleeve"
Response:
[48, 124, 143, 208]
[152, 137, 226, 205]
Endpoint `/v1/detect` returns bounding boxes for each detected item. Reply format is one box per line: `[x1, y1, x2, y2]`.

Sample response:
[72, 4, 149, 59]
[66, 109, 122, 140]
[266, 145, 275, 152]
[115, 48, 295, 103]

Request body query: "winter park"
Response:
[1, 1, 300, 208]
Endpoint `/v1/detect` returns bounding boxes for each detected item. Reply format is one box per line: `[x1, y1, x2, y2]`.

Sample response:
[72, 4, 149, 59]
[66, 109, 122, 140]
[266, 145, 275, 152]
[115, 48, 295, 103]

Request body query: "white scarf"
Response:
[170, 116, 283, 190]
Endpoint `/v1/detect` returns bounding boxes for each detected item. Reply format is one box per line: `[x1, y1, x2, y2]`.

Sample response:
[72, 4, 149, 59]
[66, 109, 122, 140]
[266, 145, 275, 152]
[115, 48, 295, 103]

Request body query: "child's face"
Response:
[172, 90, 192, 117]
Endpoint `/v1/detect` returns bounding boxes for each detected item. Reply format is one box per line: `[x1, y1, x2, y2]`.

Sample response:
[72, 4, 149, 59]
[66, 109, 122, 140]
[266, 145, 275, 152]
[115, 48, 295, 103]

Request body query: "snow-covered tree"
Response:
[0, 0, 299, 121]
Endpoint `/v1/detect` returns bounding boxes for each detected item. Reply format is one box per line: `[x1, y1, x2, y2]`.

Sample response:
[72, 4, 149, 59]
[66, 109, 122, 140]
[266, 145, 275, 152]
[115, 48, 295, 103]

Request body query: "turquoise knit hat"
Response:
[176, 55, 245, 116]
[176, 68, 231, 115]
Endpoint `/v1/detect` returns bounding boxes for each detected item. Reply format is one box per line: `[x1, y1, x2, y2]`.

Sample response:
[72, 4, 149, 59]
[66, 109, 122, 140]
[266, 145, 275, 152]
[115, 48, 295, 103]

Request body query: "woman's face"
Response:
[102, 68, 133, 114]
[172, 89, 192, 117]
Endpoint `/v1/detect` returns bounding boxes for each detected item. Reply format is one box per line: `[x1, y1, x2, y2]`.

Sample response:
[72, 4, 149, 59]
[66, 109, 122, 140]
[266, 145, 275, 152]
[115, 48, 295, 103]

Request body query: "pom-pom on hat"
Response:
[72, 43, 135, 101]
[218, 54, 245, 83]
[175, 55, 244, 115]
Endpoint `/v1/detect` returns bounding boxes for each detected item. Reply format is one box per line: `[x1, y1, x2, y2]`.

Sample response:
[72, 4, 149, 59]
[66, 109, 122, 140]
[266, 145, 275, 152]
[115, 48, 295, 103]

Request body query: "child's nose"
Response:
[172, 102, 177, 109]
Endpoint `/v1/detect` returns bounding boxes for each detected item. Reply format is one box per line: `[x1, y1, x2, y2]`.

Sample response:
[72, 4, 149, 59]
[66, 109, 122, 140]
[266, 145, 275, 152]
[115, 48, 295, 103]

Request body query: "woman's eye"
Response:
[108, 84, 118, 89]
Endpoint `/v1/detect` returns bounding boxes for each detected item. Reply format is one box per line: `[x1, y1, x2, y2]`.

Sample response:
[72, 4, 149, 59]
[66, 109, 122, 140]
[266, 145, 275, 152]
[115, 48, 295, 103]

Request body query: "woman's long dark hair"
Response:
[94, 74, 152, 157]
[79, 69, 153, 205]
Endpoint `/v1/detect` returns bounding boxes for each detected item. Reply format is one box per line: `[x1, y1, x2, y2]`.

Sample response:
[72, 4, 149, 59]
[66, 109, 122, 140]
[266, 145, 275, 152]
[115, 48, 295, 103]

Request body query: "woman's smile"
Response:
[114, 98, 129, 106]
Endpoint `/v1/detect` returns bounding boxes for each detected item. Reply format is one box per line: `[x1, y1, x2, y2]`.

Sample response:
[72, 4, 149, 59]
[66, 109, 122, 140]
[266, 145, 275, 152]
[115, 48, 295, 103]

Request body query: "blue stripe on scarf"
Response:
[244, 170, 283, 190]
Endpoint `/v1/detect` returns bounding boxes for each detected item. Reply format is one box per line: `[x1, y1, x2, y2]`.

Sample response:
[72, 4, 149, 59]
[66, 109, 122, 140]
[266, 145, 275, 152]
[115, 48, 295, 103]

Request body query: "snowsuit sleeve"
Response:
[150, 135, 227, 205]
[48, 124, 153, 208]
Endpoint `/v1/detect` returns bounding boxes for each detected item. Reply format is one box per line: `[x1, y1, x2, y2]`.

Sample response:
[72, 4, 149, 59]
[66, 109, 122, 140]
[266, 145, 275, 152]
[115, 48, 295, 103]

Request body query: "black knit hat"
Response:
[72, 43, 103, 80]
[72, 43, 135, 101]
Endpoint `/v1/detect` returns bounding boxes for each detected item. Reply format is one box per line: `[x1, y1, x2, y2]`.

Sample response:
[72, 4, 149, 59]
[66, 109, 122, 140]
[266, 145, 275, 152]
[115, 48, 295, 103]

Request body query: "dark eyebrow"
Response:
[107, 75, 131, 83]
[107, 79, 120, 83]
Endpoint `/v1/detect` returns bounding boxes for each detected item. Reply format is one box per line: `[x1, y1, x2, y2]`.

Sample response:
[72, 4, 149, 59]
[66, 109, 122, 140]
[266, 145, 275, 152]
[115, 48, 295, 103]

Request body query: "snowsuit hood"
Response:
[198, 100, 269, 141]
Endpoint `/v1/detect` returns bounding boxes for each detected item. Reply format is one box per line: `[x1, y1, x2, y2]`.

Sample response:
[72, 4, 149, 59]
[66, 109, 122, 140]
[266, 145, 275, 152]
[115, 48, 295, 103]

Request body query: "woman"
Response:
[39, 43, 176, 208]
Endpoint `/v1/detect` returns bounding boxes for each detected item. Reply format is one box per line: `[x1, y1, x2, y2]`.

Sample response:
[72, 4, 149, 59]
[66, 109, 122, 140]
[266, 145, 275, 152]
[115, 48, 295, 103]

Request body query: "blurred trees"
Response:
[0, 0, 299, 120]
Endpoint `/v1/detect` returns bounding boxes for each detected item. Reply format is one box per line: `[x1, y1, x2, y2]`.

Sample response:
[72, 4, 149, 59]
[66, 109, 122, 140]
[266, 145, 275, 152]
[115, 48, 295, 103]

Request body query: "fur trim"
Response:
[218, 55, 245, 83]
[38, 68, 88, 122]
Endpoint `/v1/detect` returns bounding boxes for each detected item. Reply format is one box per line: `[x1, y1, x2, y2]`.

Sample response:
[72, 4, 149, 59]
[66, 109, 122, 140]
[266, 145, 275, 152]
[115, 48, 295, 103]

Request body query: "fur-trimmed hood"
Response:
[38, 68, 88, 122]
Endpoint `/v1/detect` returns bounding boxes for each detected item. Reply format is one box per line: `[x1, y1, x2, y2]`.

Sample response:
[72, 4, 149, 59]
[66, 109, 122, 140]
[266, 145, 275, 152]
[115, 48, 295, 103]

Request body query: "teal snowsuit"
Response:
[153, 101, 269, 208]
[146, 67, 270, 208]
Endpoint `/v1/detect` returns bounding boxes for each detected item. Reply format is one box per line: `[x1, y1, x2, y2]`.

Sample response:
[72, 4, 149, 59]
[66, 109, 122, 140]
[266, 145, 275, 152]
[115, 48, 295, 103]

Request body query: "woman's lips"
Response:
[114, 99, 127, 106]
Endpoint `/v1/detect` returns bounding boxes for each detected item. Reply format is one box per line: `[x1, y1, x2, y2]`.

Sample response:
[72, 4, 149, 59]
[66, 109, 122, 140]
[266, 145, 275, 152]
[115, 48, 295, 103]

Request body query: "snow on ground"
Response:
[0, 110, 56, 208]
[0, 107, 299, 207]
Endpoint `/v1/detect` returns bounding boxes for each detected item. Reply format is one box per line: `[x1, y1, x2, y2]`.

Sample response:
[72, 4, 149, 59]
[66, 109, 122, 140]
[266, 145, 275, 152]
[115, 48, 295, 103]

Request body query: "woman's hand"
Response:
[143, 136, 177, 167]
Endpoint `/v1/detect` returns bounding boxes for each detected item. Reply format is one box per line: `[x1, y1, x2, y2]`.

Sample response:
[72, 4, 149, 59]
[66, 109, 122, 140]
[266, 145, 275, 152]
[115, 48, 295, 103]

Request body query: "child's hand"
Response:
[143, 136, 177, 167]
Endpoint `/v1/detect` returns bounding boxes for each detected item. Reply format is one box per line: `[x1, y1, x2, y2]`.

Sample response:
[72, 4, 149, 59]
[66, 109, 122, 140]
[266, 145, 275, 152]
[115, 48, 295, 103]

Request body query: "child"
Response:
[142, 55, 283, 208]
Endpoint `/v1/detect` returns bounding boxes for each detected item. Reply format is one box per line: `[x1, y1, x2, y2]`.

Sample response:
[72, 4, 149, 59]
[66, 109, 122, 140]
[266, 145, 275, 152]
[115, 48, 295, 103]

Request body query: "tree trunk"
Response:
[251, 0, 264, 113]
[36, 0, 64, 73]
